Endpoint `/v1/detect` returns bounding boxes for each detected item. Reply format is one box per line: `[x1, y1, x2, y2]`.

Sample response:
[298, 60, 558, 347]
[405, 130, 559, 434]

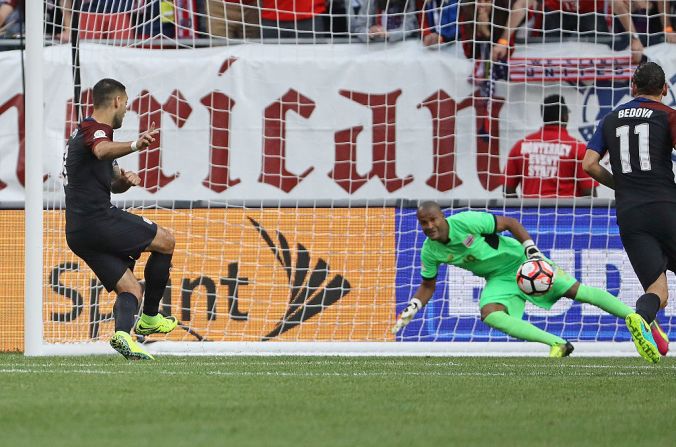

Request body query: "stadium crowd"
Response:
[1, 1, 675, 53]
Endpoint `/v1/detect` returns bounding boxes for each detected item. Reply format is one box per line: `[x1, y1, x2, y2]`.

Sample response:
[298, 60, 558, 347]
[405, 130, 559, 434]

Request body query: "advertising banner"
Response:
[0, 211, 24, 351]
[0, 42, 674, 202]
[0, 208, 396, 350]
[41, 208, 395, 344]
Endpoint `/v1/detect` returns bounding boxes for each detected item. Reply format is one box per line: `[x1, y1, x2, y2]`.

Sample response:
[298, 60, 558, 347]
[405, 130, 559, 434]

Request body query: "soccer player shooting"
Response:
[584, 62, 673, 363]
[63, 78, 178, 360]
[393, 201, 635, 357]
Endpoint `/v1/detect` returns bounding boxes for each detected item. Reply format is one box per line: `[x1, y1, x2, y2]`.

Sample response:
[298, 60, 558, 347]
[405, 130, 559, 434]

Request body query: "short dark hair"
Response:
[632, 62, 666, 96]
[541, 94, 568, 124]
[92, 78, 126, 108]
[418, 201, 442, 213]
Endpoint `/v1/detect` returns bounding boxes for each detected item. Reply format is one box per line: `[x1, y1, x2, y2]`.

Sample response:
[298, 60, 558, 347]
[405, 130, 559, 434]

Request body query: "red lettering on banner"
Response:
[218, 57, 238, 76]
[457, 93, 504, 191]
[418, 90, 463, 192]
[163, 90, 193, 128]
[333, 89, 413, 193]
[259, 89, 315, 193]
[51, 83, 506, 195]
[129, 91, 182, 193]
[329, 126, 368, 193]
[0, 94, 25, 189]
[201, 92, 240, 192]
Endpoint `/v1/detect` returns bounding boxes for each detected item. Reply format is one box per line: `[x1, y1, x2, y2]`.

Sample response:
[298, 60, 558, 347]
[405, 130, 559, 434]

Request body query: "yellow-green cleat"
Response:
[625, 313, 660, 364]
[110, 331, 154, 360]
[549, 342, 574, 358]
[134, 313, 178, 336]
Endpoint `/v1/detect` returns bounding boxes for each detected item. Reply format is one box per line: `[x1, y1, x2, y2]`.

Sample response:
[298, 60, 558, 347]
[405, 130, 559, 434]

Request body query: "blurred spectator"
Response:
[0, 0, 22, 37]
[504, 95, 596, 198]
[421, 0, 459, 47]
[260, 0, 326, 38]
[135, 0, 175, 38]
[540, 0, 609, 41]
[326, 0, 350, 37]
[612, 1, 676, 64]
[59, 0, 134, 41]
[45, 1, 72, 42]
[206, 0, 260, 39]
[350, 0, 418, 43]
[459, 0, 533, 62]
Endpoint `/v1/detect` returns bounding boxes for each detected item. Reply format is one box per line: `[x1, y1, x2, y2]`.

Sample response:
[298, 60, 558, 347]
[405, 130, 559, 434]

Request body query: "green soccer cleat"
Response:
[549, 342, 574, 358]
[625, 313, 660, 364]
[134, 313, 178, 336]
[110, 331, 154, 361]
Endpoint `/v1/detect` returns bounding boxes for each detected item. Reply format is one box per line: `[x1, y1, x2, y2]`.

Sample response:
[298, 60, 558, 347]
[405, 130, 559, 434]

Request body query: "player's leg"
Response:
[642, 209, 676, 355]
[109, 269, 155, 360]
[561, 281, 633, 319]
[480, 303, 572, 355]
[79, 248, 152, 360]
[619, 227, 664, 363]
[479, 278, 572, 356]
[100, 208, 177, 336]
[136, 225, 178, 335]
[113, 269, 142, 334]
[643, 273, 669, 355]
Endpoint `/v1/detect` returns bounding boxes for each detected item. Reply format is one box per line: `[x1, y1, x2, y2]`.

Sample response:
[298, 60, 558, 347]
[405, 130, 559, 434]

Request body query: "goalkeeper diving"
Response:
[393, 201, 668, 357]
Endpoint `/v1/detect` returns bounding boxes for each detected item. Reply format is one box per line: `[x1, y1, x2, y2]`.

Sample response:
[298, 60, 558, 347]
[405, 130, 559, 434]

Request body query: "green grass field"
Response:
[1, 354, 674, 447]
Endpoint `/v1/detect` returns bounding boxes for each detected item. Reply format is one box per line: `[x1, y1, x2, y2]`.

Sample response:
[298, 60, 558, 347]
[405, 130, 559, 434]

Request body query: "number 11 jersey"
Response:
[587, 97, 676, 216]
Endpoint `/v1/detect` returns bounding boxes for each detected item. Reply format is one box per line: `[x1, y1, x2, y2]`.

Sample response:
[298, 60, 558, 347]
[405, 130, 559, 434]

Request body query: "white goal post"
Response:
[17, 1, 676, 356]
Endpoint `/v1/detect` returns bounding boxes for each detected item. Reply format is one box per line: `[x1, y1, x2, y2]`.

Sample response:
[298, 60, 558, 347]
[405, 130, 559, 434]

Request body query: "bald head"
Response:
[417, 201, 448, 243]
[418, 201, 442, 214]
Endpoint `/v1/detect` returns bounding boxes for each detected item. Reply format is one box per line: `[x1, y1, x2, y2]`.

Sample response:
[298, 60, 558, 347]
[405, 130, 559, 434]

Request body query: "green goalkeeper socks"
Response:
[483, 311, 566, 346]
[574, 284, 633, 319]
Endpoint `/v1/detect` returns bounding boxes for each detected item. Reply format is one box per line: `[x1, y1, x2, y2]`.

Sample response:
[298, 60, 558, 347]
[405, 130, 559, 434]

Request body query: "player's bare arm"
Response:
[111, 165, 141, 193]
[411, 278, 436, 308]
[92, 122, 158, 160]
[582, 150, 615, 190]
[392, 278, 436, 334]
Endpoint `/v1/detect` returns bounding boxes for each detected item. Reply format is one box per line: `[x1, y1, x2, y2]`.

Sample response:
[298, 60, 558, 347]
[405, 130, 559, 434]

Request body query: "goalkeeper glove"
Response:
[522, 239, 543, 259]
[391, 298, 423, 334]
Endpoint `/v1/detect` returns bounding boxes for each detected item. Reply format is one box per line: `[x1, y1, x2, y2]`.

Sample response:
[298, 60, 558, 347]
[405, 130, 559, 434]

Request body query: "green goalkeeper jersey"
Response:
[420, 211, 526, 280]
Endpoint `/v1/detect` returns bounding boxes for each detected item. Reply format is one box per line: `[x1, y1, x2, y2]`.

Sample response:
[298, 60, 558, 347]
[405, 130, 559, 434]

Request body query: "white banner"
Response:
[0, 41, 674, 202]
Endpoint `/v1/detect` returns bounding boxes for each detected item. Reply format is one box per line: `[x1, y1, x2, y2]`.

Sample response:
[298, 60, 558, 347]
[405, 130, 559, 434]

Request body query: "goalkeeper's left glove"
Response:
[522, 239, 544, 259]
[391, 298, 423, 334]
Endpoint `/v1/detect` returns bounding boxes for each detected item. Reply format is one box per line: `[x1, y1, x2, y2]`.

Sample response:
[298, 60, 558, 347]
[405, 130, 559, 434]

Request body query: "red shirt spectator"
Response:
[504, 95, 596, 198]
[261, 0, 325, 22]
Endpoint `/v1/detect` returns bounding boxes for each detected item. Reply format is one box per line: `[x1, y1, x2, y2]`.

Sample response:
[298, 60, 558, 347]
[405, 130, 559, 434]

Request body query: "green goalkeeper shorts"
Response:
[478, 262, 577, 319]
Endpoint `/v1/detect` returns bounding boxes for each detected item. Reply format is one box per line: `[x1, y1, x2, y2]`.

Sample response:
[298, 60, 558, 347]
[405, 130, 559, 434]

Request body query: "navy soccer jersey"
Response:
[64, 118, 117, 231]
[587, 97, 676, 215]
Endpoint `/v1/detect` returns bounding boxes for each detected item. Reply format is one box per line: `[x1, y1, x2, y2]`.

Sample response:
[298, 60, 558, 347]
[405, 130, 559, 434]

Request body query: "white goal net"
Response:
[6, 0, 676, 354]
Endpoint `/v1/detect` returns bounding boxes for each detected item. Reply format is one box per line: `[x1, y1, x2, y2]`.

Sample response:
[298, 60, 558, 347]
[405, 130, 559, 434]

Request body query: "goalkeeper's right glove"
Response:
[391, 298, 423, 334]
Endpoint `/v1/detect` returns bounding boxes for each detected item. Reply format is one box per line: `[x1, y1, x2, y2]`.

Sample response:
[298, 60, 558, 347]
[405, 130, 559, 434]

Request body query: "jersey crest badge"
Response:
[93, 129, 107, 139]
[462, 235, 475, 248]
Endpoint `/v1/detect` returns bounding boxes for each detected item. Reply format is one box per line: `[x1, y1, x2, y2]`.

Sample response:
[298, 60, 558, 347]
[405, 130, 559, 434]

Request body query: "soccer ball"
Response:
[516, 260, 555, 296]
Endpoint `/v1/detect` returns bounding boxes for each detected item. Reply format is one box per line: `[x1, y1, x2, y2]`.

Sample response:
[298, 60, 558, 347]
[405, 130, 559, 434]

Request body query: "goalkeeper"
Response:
[392, 201, 635, 357]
